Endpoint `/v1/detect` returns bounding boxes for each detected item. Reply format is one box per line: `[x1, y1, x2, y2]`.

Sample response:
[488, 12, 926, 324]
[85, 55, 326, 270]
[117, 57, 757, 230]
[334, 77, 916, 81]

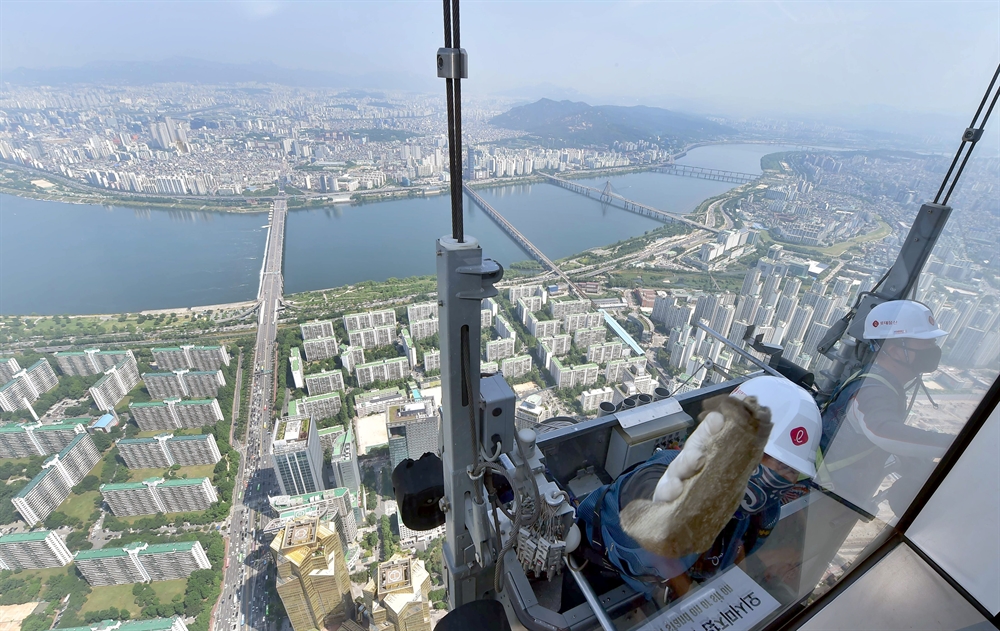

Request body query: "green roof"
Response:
[0, 530, 53, 543]
[304, 391, 340, 402]
[0, 423, 26, 433]
[58, 618, 183, 631]
[57, 434, 89, 459]
[168, 434, 212, 442]
[331, 428, 353, 457]
[118, 437, 157, 445]
[74, 546, 128, 560]
[100, 477, 208, 492]
[140, 541, 198, 554]
[160, 477, 209, 487]
[317, 426, 343, 436]
[15, 468, 52, 498]
[287, 400, 300, 416]
[130, 399, 214, 408]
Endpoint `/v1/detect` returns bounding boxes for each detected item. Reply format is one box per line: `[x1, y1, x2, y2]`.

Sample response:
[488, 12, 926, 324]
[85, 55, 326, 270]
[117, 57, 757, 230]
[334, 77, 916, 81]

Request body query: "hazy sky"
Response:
[1, 1, 998, 119]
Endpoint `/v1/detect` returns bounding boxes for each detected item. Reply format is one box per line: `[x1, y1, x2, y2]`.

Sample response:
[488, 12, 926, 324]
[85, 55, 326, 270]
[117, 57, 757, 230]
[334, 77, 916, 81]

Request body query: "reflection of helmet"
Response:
[864, 300, 948, 340]
[730, 376, 820, 477]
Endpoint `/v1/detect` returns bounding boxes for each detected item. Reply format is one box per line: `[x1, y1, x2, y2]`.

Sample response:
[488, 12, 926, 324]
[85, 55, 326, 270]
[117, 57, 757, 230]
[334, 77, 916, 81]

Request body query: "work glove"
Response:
[620, 395, 773, 557]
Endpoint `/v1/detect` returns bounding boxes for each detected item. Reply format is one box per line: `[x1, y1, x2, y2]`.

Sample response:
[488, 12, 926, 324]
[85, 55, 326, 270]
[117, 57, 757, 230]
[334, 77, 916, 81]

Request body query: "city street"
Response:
[214, 196, 286, 631]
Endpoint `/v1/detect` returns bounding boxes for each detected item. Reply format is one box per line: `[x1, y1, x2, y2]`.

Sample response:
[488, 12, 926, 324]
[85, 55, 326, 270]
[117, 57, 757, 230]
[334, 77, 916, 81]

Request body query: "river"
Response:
[0, 143, 798, 315]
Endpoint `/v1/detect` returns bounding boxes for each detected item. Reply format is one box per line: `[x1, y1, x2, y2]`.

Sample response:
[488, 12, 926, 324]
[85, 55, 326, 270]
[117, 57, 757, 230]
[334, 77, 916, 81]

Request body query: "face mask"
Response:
[740, 463, 794, 514]
[904, 344, 942, 374]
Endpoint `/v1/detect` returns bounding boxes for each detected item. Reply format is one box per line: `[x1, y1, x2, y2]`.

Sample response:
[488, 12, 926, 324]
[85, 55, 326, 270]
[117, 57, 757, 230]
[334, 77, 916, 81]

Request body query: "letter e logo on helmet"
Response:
[790, 426, 808, 446]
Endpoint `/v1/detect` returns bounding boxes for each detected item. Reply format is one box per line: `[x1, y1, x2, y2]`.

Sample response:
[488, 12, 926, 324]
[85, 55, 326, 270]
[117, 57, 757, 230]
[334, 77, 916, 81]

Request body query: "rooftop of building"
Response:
[143, 370, 218, 377]
[14, 466, 54, 499]
[331, 428, 353, 457]
[100, 477, 208, 491]
[274, 416, 310, 442]
[0, 530, 54, 543]
[152, 345, 221, 352]
[305, 368, 342, 378]
[280, 517, 319, 550]
[93, 414, 116, 429]
[388, 400, 435, 423]
[129, 398, 214, 407]
[357, 356, 408, 369]
[303, 391, 341, 402]
[138, 541, 199, 555]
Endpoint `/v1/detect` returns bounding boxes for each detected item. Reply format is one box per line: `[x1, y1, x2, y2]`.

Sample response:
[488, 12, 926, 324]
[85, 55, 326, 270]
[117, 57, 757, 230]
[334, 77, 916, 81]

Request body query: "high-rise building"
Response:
[786, 305, 815, 345]
[348, 325, 396, 349]
[304, 369, 344, 396]
[100, 477, 218, 516]
[500, 355, 533, 379]
[300, 320, 336, 341]
[581, 387, 615, 412]
[0, 420, 87, 458]
[289, 347, 305, 389]
[74, 541, 211, 586]
[269, 488, 359, 545]
[152, 345, 230, 371]
[12, 433, 102, 526]
[142, 369, 225, 399]
[355, 357, 409, 388]
[329, 428, 361, 494]
[406, 301, 438, 323]
[303, 336, 339, 362]
[409, 319, 438, 341]
[0, 530, 74, 569]
[343, 309, 396, 332]
[89, 357, 141, 411]
[0, 357, 20, 383]
[270, 517, 353, 631]
[272, 416, 325, 496]
[354, 387, 407, 417]
[53, 348, 134, 377]
[290, 391, 342, 420]
[360, 555, 432, 631]
[573, 326, 607, 349]
[515, 395, 547, 430]
[117, 433, 222, 469]
[486, 337, 516, 362]
[129, 398, 223, 431]
[0, 359, 59, 412]
[386, 400, 439, 469]
[52, 618, 189, 631]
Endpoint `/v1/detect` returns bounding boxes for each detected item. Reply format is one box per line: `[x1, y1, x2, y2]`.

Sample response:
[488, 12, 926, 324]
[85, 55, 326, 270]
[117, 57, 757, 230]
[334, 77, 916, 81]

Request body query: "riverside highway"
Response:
[214, 196, 286, 631]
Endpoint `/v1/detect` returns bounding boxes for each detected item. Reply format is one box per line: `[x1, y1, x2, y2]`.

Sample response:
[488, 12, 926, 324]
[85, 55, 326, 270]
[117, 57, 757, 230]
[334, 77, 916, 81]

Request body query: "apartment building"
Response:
[152, 345, 230, 371]
[580, 387, 615, 412]
[53, 348, 134, 377]
[129, 398, 223, 431]
[526, 312, 560, 338]
[303, 336, 339, 362]
[300, 319, 336, 341]
[348, 326, 395, 350]
[564, 311, 604, 333]
[100, 477, 218, 516]
[0, 530, 74, 569]
[423, 350, 440, 372]
[408, 319, 438, 341]
[0, 357, 20, 383]
[549, 299, 590, 318]
[304, 369, 344, 396]
[343, 309, 396, 332]
[142, 369, 225, 399]
[500, 355, 533, 379]
[0, 419, 87, 458]
[292, 391, 341, 420]
[75, 541, 211, 586]
[587, 341, 625, 365]
[406, 302, 438, 323]
[355, 357, 408, 388]
[117, 433, 222, 469]
[0, 359, 59, 412]
[87, 357, 140, 411]
[338, 345, 365, 374]
[549, 358, 599, 390]
[12, 434, 102, 526]
[574, 326, 607, 349]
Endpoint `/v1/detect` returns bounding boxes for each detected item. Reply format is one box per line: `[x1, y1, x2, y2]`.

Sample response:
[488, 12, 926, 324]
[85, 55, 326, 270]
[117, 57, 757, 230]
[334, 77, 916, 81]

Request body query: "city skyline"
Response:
[1, 2, 997, 138]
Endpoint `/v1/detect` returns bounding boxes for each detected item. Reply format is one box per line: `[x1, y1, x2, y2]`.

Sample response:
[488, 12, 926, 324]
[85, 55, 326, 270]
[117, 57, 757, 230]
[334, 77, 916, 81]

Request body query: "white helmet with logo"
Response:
[730, 376, 820, 477]
[864, 300, 948, 340]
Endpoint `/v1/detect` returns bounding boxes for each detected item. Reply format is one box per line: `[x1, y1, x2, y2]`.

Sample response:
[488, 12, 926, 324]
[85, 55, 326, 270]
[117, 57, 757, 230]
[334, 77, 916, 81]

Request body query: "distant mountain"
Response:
[2, 57, 435, 92]
[490, 98, 734, 146]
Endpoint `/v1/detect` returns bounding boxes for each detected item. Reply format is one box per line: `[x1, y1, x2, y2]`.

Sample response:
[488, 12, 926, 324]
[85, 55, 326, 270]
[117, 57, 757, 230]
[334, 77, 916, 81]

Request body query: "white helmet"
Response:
[730, 376, 820, 478]
[864, 300, 948, 340]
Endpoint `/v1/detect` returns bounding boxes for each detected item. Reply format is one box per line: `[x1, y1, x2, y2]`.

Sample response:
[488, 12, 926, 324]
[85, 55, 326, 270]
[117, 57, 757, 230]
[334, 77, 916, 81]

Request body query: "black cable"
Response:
[934, 62, 1000, 204]
[944, 83, 1000, 204]
[442, 0, 463, 241]
[451, 0, 465, 241]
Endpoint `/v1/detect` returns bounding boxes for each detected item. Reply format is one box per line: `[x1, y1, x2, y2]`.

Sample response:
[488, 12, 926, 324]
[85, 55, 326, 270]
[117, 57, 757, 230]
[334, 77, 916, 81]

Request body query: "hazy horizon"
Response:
[3, 2, 997, 117]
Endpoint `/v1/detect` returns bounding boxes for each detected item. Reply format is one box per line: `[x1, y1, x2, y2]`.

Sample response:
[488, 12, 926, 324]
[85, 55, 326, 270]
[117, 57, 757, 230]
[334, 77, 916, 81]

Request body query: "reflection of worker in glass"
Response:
[819, 300, 952, 514]
[573, 377, 821, 604]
